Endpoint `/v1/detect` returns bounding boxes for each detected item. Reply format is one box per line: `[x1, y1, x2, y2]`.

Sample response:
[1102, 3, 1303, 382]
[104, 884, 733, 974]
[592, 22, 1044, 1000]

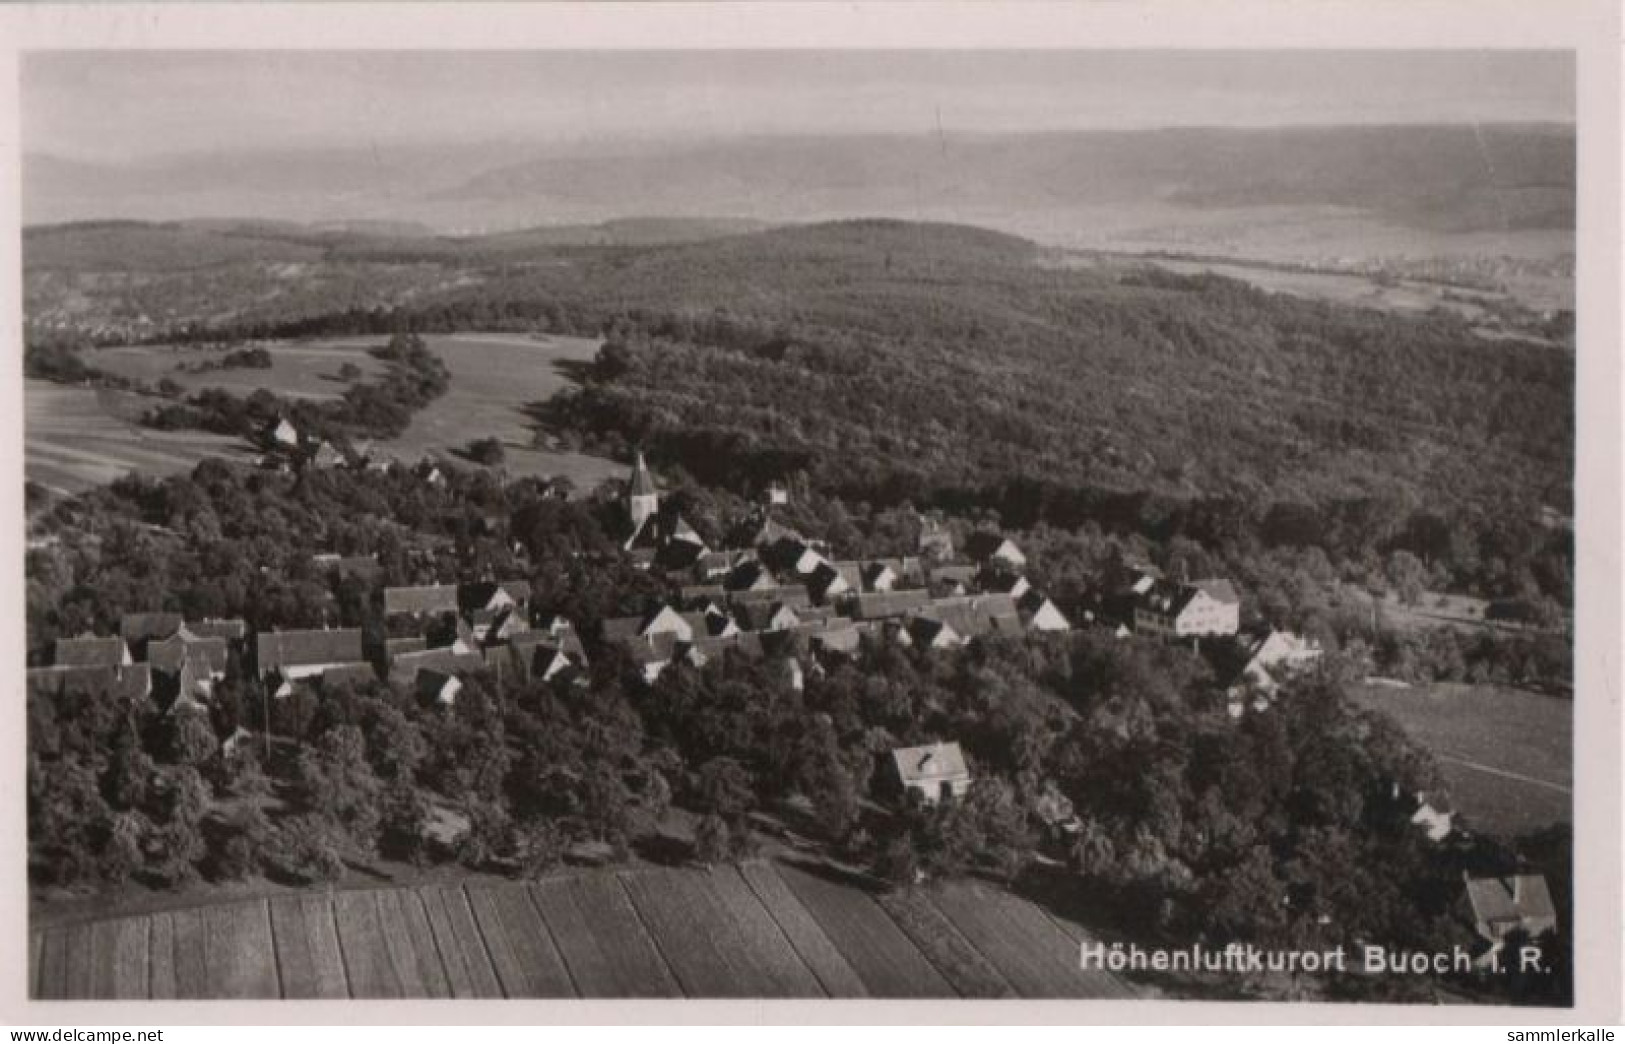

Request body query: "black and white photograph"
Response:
[7, 1, 1621, 1023]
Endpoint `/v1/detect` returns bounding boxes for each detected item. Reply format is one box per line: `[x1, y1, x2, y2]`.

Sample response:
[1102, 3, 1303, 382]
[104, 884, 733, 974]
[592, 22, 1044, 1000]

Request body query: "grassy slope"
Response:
[1348, 682, 1571, 836]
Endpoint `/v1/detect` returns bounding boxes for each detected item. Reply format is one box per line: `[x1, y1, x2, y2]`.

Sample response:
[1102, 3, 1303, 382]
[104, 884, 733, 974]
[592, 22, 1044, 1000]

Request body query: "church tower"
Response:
[625, 451, 660, 532]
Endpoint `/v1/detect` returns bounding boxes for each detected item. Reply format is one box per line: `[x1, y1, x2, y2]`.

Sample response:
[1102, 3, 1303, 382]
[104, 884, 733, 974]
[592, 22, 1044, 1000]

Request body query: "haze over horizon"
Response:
[26, 50, 1573, 163]
[21, 50, 1576, 256]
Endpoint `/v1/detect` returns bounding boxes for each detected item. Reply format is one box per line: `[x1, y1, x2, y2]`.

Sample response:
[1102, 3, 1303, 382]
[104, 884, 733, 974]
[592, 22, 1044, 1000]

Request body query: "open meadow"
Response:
[30, 860, 1135, 1000]
[373, 332, 624, 491]
[1348, 681, 1571, 837]
[93, 341, 386, 401]
[26, 332, 624, 497]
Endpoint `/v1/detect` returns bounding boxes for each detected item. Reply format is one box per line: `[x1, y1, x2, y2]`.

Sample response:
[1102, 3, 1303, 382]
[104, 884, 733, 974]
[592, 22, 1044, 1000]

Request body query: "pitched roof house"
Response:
[919, 594, 1023, 640]
[55, 635, 132, 669]
[387, 647, 487, 688]
[735, 601, 800, 633]
[1231, 627, 1322, 694]
[853, 589, 932, 621]
[27, 664, 151, 703]
[255, 628, 364, 680]
[267, 416, 299, 448]
[384, 584, 461, 617]
[309, 441, 346, 469]
[1017, 591, 1072, 632]
[1134, 579, 1241, 638]
[891, 742, 973, 805]
[964, 533, 1027, 570]
[149, 632, 231, 679]
[119, 612, 185, 651]
[1465, 874, 1558, 950]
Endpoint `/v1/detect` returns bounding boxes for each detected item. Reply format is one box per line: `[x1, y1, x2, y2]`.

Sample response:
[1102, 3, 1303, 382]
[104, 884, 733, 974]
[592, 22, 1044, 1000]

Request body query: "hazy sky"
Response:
[25, 50, 1574, 163]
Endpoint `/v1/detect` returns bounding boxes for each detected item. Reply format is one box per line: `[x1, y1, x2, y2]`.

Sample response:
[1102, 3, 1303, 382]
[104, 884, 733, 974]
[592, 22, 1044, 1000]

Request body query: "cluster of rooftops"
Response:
[603, 455, 1073, 687]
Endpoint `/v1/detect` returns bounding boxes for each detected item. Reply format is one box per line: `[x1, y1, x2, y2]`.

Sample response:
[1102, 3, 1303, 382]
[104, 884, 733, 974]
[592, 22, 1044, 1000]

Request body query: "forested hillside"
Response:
[26, 219, 1573, 603]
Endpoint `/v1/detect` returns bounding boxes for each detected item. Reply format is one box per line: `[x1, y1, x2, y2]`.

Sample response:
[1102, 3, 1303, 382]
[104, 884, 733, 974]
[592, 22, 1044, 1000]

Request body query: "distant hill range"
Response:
[26, 124, 1574, 258]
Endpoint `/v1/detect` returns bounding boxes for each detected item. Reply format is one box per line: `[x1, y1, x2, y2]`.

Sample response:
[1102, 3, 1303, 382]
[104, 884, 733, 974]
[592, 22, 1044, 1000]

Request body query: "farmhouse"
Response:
[919, 594, 1023, 640]
[1464, 874, 1558, 958]
[891, 742, 973, 805]
[255, 628, 364, 684]
[27, 664, 151, 702]
[1017, 591, 1072, 632]
[388, 647, 487, 689]
[1134, 579, 1241, 639]
[1230, 627, 1322, 695]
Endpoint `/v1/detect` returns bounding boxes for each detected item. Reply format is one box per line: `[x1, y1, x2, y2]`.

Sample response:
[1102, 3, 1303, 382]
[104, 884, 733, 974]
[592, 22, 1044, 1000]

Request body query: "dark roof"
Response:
[1465, 874, 1557, 932]
[734, 601, 797, 632]
[385, 636, 429, 657]
[853, 589, 932, 620]
[188, 618, 247, 641]
[459, 579, 533, 614]
[1193, 578, 1241, 605]
[729, 585, 811, 609]
[388, 647, 486, 685]
[725, 560, 776, 591]
[623, 631, 681, 666]
[148, 634, 230, 677]
[384, 584, 460, 617]
[27, 664, 150, 702]
[964, 532, 1022, 562]
[55, 635, 129, 668]
[920, 594, 1022, 639]
[120, 613, 184, 645]
[256, 629, 364, 673]
[691, 632, 765, 662]
[318, 662, 379, 689]
[601, 615, 647, 645]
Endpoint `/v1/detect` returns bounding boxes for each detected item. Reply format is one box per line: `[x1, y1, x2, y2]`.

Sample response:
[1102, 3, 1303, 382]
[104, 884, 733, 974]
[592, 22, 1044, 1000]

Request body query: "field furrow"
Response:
[618, 868, 762, 997]
[418, 886, 503, 999]
[738, 861, 868, 998]
[202, 901, 280, 999]
[465, 883, 576, 997]
[334, 890, 402, 998]
[927, 882, 1127, 998]
[528, 874, 680, 998]
[376, 888, 451, 998]
[774, 863, 955, 998]
[269, 895, 349, 999]
[876, 888, 1016, 998]
[704, 865, 827, 997]
[147, 913, 176, 1000]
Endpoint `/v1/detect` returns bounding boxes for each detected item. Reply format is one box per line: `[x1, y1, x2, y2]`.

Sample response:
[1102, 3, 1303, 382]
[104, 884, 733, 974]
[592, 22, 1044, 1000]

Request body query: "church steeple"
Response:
[626, 450, 660, 531]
